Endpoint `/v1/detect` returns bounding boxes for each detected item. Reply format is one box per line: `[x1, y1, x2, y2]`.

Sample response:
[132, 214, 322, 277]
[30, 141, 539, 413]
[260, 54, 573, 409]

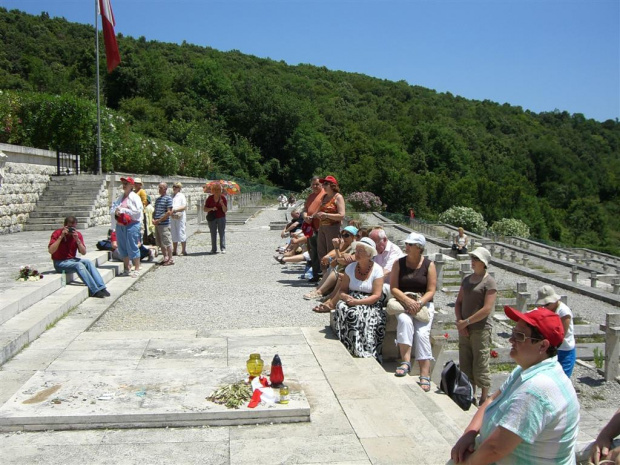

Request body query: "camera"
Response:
[68, 227, 76, 233]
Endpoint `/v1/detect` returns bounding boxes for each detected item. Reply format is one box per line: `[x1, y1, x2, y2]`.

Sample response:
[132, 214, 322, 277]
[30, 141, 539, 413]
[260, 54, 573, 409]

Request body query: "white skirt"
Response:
[170, 216, 186, 242]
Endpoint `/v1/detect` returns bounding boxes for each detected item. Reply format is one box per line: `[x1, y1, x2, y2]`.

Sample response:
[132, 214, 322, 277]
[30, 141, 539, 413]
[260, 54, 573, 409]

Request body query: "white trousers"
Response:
[395, 303, 435, 361]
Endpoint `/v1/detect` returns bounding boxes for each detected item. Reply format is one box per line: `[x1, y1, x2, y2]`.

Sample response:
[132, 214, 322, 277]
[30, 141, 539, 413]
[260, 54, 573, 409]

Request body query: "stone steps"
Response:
[0, 251, 118, 366]
[24, 176, 106, 232]
[302, 328, 474, 462]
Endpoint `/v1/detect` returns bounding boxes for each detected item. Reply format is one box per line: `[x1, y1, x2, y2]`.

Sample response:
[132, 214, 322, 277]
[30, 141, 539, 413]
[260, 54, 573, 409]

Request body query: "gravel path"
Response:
[91, 207, 331, 332]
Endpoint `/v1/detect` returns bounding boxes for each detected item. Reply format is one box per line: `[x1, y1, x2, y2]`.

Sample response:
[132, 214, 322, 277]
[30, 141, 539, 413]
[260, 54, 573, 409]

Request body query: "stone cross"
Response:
[600, 313, 620, 381]
[590, 271, 598, 288]
[434, 253, 445, 289]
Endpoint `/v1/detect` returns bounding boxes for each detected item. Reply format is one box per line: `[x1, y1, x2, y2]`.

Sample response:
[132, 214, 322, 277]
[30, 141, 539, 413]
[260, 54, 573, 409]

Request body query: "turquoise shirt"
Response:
[479, 356, 579, 464]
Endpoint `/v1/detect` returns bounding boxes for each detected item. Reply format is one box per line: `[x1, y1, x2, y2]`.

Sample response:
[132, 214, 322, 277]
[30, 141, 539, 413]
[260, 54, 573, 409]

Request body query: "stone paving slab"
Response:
[0, 365, 310, 431]
[0, 333, 311, 432]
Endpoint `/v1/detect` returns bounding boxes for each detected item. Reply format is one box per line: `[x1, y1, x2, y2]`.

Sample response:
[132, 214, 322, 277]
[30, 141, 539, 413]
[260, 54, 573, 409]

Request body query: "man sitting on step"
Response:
[48, 216, 110, 298]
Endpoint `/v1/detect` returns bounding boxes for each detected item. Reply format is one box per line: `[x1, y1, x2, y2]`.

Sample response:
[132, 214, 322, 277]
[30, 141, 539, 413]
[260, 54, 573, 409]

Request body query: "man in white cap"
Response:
[535, 285, 575, 377]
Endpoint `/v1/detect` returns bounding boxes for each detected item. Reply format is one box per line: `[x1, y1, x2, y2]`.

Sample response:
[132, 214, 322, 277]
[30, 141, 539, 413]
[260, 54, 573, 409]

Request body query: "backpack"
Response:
[96, 239, 113, 251]
[440, 360, 474, 411]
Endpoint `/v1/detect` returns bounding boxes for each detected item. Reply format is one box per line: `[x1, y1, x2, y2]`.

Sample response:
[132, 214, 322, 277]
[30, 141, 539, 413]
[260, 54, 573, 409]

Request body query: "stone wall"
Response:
[0, 143, 227, 234]
[0, 144, 57, 234]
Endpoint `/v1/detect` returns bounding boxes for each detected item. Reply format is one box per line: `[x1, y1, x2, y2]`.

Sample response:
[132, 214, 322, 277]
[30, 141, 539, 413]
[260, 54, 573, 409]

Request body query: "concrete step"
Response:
[0, 251, 111, 327]
[31, 205, 94, 212]
[0, 263, 119, 366]
[28, 211, 93, 219]
[301, 328, 474, 461]
[24, 224, 93, 232]
[26, 217, 91, 225]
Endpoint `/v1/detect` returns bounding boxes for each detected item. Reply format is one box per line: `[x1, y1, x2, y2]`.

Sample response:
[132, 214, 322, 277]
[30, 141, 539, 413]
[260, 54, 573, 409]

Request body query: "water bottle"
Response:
[61, 271, 66, 288]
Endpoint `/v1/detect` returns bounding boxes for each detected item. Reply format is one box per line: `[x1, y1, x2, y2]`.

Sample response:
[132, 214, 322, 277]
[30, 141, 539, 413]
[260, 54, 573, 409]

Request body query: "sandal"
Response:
[312, 302, 334, 313]
[162, 260, 175, 266]
[419, 376, 431, 392]
[395, 362, 411, 377]
[303, 290, 322, 300]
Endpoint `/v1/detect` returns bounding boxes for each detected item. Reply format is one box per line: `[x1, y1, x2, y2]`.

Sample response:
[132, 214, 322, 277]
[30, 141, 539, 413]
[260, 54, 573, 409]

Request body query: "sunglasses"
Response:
[509, 330, 542, 343]
[340, 233, 352, 238]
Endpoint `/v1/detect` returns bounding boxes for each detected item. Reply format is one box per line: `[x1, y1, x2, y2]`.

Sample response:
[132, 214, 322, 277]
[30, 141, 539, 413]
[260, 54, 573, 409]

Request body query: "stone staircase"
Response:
[0, 251, 161, 367]
[24, 175, 107, 231]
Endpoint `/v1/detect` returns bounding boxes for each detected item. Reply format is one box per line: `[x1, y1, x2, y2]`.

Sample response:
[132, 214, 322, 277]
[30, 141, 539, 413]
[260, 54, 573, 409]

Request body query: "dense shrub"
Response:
[346, 191, 385, 212]
[490, 218, 531, 238]
[439, 206, 487, 234]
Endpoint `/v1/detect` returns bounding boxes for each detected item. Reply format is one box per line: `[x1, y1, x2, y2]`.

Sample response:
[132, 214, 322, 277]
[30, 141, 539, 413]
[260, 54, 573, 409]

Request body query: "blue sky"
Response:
[3, 0, 619, 121]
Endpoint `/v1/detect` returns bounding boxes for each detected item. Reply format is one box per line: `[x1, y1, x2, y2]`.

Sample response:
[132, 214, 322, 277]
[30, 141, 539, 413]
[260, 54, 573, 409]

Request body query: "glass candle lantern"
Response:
[246, 353, 264, 379]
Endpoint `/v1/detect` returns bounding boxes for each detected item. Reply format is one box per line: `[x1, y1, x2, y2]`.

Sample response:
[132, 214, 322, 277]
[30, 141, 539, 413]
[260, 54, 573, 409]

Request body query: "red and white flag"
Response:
[99, 0, 121, 73]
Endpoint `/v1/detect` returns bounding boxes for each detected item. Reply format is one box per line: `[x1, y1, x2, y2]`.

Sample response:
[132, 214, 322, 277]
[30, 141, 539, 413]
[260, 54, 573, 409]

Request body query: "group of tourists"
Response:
[48, 177, 228, 298]
[272, 175, 618, 464]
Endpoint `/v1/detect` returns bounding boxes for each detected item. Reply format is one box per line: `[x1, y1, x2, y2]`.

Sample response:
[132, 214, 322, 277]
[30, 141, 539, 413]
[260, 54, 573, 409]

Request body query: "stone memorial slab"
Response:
[0, 335, 310, 431]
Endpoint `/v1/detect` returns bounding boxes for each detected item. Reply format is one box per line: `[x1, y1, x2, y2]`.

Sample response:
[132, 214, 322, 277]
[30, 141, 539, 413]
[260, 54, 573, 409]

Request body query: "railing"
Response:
[55, 149, 80, 176]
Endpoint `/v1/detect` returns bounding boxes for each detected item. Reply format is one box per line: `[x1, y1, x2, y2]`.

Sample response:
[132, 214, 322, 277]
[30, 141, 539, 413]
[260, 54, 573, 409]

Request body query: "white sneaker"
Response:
[221, 250, 226, 254]
[148, 249, 155, 262]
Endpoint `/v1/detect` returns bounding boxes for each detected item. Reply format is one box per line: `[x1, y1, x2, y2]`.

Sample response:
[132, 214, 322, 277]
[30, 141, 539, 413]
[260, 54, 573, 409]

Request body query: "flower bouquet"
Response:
[17, 265, 43, 282]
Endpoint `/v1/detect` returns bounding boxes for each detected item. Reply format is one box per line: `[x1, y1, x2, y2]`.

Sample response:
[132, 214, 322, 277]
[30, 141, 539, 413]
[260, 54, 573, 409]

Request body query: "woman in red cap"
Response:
[313, 175, 345, 281]
[451, 306, 579, 465]
[110, 177, 143, 277]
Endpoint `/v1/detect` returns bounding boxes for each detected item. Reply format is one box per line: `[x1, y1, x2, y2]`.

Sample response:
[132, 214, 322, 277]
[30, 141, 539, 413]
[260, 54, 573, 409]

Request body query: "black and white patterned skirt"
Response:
[335, 291, 387, 360]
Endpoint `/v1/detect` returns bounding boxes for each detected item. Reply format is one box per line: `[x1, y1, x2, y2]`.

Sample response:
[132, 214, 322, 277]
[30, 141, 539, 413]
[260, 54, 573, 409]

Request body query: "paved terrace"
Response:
[0, 207, 616, 464]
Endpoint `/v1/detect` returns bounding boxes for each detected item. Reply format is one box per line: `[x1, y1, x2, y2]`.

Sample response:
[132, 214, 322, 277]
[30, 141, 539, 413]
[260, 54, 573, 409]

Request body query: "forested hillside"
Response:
[1, 8, 619, 252]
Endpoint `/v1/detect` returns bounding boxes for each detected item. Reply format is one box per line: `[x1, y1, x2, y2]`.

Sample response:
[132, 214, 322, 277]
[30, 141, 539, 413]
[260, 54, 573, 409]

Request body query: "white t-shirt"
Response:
[345, 262, 384, 294]
[556, 302, 575, 351]
[172, 193, 187, 220]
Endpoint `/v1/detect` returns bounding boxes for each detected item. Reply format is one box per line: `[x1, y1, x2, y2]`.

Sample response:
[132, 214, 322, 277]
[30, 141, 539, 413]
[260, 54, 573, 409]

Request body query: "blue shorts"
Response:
[558, 348, 576, 377]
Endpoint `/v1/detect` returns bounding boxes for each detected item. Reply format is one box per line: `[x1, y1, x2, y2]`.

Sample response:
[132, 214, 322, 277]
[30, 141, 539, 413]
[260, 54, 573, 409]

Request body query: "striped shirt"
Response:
[153, 195, 172, 226]
[478, 356, 579, 464]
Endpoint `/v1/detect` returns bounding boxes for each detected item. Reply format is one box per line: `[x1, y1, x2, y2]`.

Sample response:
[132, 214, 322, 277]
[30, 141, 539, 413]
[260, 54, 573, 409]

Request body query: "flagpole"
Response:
[95, 0, 102, 175]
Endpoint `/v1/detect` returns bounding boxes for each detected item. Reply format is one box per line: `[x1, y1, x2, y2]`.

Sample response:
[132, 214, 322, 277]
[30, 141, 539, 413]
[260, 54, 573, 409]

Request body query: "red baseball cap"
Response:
[504, 306, 564, 347]
[319, 175, 338, 185]
[120, 177, 135, 185]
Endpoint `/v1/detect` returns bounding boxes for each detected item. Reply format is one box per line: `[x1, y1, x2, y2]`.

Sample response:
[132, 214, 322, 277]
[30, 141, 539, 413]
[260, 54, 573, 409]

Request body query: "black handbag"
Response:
[206, 210, 216, 221]
[440, 360, 474, 411]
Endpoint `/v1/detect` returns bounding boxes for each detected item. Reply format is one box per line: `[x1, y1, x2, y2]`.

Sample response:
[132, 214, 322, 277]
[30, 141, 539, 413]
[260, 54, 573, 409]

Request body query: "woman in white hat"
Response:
[454, 247, 497, 405]
[391, 232, 437, 392]
[535, 285, 575, 377]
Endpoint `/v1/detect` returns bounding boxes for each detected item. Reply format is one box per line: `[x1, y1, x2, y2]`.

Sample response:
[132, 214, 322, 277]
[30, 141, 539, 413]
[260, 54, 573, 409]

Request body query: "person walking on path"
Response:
[535, 285, 576, 377]
[315, 175, 345, 276]
[153, 182, 174, 265]
[170, 182, 188, 256]
[304, 176, 325, 283]
[454, 247, 497, 405]
[204, 182, 228, 254]
[111, 177, 143, 278]
[48, 216, 109, 298]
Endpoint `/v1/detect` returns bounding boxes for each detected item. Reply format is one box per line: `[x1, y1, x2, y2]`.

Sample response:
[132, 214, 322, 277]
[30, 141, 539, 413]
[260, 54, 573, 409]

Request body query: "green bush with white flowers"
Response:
[439, 206, 487, 234]
[490, 218, 530, 238]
